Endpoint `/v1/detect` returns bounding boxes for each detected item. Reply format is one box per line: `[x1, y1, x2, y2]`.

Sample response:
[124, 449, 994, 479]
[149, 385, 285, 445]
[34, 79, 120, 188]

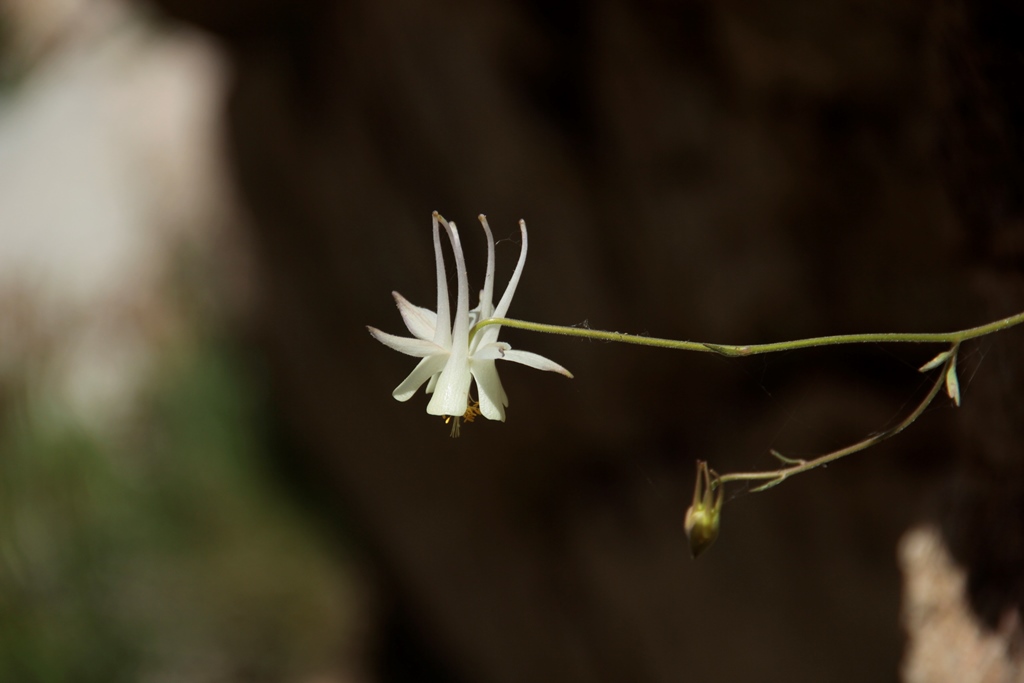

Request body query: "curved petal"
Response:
[440, 216, 470, 353]
[368, 326, 444, 358]
[477, 214, 496, 319]
[500, 348, 573, 377]
[492, 219, 528, 320]
[393, 354, 448, 401]
[431, 212, 452, 348]
[477, 219, 528, 347]
[393, 291, 437, 340]
[470, 360, 508, 421]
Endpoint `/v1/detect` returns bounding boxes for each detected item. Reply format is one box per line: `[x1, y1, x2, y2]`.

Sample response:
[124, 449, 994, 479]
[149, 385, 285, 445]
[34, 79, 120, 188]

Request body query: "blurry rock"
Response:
[900, 525, 1024, 683]
[0, 0, 240, 432]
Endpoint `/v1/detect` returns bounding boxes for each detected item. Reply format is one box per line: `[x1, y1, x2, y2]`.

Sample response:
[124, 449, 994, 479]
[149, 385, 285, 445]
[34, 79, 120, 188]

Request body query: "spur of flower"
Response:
[368, 212, 572, 435]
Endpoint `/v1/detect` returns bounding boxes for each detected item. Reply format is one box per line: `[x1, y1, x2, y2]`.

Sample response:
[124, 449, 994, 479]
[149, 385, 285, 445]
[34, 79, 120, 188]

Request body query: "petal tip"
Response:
[391, 388, 415, 402]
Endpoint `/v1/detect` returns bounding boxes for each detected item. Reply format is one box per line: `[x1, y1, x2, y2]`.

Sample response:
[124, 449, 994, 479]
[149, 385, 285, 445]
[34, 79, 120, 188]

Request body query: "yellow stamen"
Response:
[443, 399, 481, 438]
[463, 400, 481, 423]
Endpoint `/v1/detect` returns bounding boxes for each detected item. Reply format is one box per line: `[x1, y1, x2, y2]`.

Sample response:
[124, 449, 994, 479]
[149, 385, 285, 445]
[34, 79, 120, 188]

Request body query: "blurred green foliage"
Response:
[0, 342, 358, 683]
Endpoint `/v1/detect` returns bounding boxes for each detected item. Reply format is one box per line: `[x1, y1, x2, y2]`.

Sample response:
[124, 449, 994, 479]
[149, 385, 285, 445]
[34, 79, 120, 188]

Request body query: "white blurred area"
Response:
[0, 0, 239, 431]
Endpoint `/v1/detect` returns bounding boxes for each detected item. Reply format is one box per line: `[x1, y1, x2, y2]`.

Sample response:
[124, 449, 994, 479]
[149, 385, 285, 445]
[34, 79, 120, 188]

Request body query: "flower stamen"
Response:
[444, 399, 482, 438]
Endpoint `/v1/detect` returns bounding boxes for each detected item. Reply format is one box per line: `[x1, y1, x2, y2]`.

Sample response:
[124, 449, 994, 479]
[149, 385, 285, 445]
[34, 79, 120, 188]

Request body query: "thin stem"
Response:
[715, 345, 956, 493]
[470, 319, 711, 352]
[470, 310, 1024, 356]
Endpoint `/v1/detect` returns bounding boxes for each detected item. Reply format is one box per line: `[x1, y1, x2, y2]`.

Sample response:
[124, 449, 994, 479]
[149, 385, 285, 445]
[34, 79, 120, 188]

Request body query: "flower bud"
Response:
[684, 460, 724, 558]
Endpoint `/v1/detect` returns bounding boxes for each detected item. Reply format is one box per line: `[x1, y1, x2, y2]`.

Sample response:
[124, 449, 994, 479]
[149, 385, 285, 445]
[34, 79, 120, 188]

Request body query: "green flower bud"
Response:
[684, 460, 724, 558]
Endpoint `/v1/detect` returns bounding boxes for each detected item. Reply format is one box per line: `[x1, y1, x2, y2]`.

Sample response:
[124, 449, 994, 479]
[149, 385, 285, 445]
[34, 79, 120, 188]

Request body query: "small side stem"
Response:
[714, 344, 957, 493]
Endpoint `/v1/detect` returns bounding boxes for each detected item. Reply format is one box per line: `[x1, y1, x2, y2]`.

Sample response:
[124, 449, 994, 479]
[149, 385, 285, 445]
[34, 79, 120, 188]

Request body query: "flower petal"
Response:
[368, 326, 444, 358]
[393, 291, 437, 340]
[426, 355, 473, 417]
[477, 219, 528, 347]
[500, 348, 573, 377]
[491, 219, 528, 320]
[393, 354, 448, 401]
[472, 341, 511, 361]
[470, 360, 508, 421]
[477, 214, 496, 320]
[439, 216, 471, 351]
[431, 212, 452, 348]
[424, 217, 476, 418]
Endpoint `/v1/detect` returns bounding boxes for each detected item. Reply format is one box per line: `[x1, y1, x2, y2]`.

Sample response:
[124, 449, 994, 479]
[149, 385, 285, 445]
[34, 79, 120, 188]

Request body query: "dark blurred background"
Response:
[1, 0, 1022, 681]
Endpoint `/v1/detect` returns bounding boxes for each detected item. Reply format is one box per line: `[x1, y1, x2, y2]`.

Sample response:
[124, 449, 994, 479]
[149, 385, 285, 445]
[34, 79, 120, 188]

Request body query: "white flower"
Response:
[368, 212, 571, 430]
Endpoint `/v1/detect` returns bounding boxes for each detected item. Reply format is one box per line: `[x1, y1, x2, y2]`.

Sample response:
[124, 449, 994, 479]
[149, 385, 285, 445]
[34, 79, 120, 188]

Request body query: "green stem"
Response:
[470, 310, 1024, 356]
[470, 319, 710, 352]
